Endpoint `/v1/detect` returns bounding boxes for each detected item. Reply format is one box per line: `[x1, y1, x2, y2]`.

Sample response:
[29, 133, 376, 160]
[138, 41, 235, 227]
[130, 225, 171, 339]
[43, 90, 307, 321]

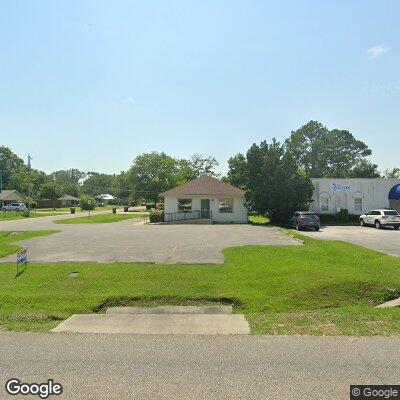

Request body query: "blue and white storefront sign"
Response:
[330, 182, 351, 192]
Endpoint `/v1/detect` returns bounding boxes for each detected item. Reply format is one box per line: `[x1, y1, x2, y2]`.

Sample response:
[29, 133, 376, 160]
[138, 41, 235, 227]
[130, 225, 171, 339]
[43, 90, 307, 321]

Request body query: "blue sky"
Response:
[0, 0, 399, 175]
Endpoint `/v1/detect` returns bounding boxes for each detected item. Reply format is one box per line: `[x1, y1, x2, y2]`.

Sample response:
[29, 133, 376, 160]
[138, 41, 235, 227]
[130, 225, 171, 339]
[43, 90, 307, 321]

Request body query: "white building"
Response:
[310, 178, 400, 215]
[161, 176, 248, 223]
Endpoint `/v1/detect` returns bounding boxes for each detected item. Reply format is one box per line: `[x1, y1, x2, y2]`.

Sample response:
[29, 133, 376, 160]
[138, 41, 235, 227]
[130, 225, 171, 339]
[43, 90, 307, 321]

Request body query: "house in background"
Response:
[161, 176, 248, 223]
[58, 194, 79, 207]
[37, 194, 79, 209]
[0, 189, 26, 207]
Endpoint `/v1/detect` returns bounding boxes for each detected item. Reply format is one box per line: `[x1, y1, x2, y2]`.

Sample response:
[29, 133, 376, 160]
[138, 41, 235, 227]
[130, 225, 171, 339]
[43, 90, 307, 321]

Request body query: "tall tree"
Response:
[286, 121, 377, 178]
[244, 139, 314, 223]
[226, 153, 248, 189]
[82, 172, 116, 197]
[0, 146, 25, 189]
[127, 152, 181, 203]
[188, 154, 219, 178]
[8, 166, 48, 199]
[39, 181, 62, 209]
[383, 168, 400, 179]
[50, 169, 85, 197]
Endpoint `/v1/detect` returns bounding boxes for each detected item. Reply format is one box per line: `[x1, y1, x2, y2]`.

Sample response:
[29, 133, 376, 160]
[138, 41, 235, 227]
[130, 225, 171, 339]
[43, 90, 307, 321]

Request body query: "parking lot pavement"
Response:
[0, 220, 300, 264]
[300, 225, 400, 257]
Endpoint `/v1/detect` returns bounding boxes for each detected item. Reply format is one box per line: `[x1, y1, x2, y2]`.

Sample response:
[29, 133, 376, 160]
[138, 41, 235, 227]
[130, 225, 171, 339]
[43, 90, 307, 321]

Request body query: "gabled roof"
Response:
[161, 176, 245, 197]
[0, 190, 25, 201]
[58, 194, 79, 201]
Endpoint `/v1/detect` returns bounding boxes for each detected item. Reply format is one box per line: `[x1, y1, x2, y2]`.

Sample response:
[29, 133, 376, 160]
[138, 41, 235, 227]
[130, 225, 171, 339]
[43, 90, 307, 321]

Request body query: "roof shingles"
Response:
[161, 176, 244, 197]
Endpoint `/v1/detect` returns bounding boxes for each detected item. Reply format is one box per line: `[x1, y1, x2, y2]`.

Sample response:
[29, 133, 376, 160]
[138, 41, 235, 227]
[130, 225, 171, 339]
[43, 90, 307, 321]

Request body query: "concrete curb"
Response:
[51, 314, 251, 335]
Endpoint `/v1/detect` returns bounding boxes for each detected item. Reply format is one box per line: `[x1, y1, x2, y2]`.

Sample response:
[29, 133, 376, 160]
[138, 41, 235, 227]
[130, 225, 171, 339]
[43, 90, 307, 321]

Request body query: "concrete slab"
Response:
[375, 298, 400, 308]
[106, 306, 233, 314]
[51, 314, 250, 335]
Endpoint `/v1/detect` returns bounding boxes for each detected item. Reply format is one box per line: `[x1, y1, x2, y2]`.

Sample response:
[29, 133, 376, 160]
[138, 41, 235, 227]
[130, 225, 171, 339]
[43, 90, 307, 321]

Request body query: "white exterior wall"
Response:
[310, 178, 400, 215]
[164, 195, 248, 223]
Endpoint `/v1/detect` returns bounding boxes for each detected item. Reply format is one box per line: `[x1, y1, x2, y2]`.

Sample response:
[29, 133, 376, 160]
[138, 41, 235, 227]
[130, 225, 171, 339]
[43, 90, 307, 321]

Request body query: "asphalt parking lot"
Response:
[0, 215, 300, 264]
[300, 225, 400, 257]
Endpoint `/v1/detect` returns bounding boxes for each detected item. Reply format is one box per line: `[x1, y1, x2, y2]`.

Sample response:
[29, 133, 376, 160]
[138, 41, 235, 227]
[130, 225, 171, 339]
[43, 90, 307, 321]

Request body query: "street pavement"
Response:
[300, 225, 400, 257]
[0, 333, 399, 399]
[0, 215, 299, 263]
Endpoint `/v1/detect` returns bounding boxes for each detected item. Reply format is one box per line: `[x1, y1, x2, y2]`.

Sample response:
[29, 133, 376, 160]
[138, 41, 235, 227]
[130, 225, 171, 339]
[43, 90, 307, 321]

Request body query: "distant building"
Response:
[37, 194, 79, 209]
[310, 178, 400, 215]
[58, 195, 79, 207]
[0, 190, 25, 207]
[161, 176, 248, 223]
[98, 194, 116, 204]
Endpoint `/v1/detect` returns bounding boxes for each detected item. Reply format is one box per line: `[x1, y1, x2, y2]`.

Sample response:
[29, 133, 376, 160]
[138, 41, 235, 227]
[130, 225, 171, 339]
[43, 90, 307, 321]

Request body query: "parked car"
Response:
[360, 209, 400, 230]
[289, 211, 320, 231]
[1, 203, 28, 212]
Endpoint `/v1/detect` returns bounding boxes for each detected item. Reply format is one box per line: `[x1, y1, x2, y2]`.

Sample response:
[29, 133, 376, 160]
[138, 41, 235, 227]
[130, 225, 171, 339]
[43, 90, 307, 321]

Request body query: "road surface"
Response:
[0, 333, 399, 399]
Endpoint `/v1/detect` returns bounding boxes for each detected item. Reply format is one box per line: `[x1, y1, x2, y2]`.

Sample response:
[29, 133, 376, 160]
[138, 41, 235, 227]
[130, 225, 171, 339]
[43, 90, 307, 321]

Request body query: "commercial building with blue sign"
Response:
[309, 178, 400, 215]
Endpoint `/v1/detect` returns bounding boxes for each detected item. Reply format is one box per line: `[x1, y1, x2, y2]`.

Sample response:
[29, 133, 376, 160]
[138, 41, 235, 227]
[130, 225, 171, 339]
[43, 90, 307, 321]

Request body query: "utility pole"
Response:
[27, 155, 32, 213]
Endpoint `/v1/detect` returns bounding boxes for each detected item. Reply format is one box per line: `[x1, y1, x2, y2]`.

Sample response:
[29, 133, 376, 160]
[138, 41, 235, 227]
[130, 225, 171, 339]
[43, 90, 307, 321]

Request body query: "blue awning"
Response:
[389, 184, 400, 200]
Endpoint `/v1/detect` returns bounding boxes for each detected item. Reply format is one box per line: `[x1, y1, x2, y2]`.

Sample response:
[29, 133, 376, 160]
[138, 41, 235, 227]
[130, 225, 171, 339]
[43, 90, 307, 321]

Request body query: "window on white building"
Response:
[320, 197, 330, 212]
[177, 198, 192, 211]
[354, 197, 363, 212]
[219, 198, 234, 213]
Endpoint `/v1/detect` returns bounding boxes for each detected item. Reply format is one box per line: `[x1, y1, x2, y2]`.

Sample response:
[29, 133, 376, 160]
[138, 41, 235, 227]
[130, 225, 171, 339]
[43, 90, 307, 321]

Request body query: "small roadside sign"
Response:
[16, 249, 28, 275]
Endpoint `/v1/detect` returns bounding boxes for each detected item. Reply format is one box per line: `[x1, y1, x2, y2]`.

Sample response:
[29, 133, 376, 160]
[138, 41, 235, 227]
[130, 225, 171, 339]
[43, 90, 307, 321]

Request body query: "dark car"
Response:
[289, 211, 320, 231]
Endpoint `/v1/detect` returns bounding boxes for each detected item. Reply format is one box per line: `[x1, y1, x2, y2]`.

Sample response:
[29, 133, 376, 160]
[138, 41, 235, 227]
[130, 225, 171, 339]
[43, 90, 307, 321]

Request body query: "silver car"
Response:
[360, 209, 400, 230]
[1, 203, 28, 212]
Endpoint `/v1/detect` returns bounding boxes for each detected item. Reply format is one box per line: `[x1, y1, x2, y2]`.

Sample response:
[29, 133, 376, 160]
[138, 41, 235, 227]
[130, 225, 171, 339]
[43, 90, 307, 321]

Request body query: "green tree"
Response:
[226, 153, 248, 189]
[0, 146, 25, 189]
[188, 153, 219, 178]
[244, 139, 314, 224]
[50, 169, 85, 196]
[127, 152, 181, 203]
[383, 168, 400, 178]
[8, 166, 48, 200]
[286, 121, 377, 178]
[349, 159, 380, 178]
[39, 181, 62, 209]
[82, 172, 116, 197]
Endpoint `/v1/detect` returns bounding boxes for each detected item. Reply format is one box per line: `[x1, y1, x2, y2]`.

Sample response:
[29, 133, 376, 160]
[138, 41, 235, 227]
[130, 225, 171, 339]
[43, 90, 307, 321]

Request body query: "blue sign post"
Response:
[16, 249, 28, 275]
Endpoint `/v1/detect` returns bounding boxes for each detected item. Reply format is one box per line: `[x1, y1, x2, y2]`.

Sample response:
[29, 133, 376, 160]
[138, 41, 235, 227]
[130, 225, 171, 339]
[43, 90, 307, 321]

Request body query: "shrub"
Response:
[149, 210, 164, 223]
[22, 210, 30, 218]
[112, 207, 117, 214]
[339, 208, 349, 223]
[318, 212, 359, 225]
[146, 203, 155, 211]
[79, 195, 96, 210]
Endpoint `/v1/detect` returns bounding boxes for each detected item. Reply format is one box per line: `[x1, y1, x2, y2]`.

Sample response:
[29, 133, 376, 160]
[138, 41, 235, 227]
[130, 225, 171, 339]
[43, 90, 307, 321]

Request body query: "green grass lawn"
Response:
[55, 213, 147, 224]
[248, 215, 270, 225]
[1, 229, 400, 335]
[0, 230, 59, 258]
[0, 212, 63, 221]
